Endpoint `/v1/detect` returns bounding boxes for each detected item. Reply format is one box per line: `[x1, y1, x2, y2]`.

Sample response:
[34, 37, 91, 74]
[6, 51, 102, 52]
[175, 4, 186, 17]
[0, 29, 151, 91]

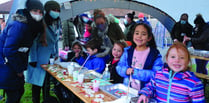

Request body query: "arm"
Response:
[139, 75, 156, 98]
[190, 80, 205, 103]
[29, 36, 39, 62]
[3, 23, 26, 73]
[93, 58, 106, 74]
[116, 50, 130, 78]
[191, 28, 209, 44]
[132, 54, 163, 82]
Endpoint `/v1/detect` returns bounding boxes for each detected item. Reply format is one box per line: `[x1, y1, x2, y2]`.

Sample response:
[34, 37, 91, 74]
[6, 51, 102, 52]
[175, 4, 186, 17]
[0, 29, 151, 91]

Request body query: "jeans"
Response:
[196, 59, 208, 74]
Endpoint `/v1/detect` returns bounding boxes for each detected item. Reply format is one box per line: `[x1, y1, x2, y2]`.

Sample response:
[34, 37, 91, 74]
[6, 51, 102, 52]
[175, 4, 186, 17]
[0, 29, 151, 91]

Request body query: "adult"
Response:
[26, 1, 61, 103]
[90, 9, 126, 57]
[136, 13, 151, 26]
[62, 18, 76, 51]
[0, 0, 45, 102]
[184, 14, 209, 74]
[171, 13, 193, 47]
[124, 11, 136, 41]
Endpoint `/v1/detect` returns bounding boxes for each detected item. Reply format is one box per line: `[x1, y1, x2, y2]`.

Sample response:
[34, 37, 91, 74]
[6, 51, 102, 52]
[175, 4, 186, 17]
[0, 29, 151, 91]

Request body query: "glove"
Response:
[29, 62, 37, 67]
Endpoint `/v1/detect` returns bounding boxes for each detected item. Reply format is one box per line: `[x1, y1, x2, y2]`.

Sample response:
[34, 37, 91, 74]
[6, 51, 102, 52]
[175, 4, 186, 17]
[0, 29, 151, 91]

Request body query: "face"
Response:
[72, 45, 81, 53]
[95, 17, 106, 25]
[86, 48, 97, 55]
[112, 44, 123, 59]
[125, 15, 131, 23]
[133, 25, 151, 48]
[166, 48, 189, 73]
[181, 15, 188, 21]
[30, 9, 43, 16]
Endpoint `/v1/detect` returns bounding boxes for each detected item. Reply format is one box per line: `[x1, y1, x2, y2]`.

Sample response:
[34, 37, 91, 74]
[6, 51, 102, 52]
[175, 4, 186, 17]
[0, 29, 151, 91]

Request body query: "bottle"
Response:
[102, 64, 110, 81]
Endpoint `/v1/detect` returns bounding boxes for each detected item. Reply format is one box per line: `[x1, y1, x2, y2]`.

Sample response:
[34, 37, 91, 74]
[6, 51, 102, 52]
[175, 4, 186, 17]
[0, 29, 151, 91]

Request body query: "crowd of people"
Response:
[0, 0, 208, 103]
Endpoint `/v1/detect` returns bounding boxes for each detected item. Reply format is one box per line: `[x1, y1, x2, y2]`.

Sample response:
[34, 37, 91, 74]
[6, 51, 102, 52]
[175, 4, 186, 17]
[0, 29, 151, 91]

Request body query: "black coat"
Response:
[108, 58, 124, 84]
[171, 22, 193, 42]
[191, 24, 209, 50]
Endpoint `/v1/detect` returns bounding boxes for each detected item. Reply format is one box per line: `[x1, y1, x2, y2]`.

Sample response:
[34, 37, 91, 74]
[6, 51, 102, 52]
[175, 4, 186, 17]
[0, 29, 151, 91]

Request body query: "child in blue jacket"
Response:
[76, 39, 106, 74]
[116, 23, 163, 90]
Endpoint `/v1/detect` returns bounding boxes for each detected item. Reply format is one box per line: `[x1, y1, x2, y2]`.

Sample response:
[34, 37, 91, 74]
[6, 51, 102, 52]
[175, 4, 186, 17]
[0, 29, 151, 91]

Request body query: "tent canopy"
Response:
[11, 0, 209, 32]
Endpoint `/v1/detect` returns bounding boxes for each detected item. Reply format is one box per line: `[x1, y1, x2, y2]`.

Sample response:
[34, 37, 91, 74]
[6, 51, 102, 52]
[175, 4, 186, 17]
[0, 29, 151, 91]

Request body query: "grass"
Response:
[0, 83, 56, 103]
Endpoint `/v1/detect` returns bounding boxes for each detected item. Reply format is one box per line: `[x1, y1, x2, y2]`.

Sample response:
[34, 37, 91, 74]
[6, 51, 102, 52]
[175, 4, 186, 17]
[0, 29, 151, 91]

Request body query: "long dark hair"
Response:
[131, 23, 157, 48]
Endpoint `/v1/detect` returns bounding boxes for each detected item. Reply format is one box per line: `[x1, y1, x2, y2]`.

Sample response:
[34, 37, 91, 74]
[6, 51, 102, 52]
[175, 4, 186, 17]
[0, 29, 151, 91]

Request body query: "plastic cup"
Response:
[73, 71, 78, 82]
[67, 65, 74, 76]
[78, 73, 84, 84]
[49, 58, 54, 65]
[93, 80, 100, 92]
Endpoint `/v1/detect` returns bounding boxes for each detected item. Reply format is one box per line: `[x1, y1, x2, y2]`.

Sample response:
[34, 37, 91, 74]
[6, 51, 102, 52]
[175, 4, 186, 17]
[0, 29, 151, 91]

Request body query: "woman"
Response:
[0, 0, 45, 102]
[26, 1, 61, 103]
[124, 11, 136, 41]
[90, 9, 126, 58]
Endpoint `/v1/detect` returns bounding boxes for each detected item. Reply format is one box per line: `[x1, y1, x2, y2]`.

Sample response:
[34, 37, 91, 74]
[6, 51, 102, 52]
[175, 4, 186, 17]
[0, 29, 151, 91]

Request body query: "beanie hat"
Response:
[26, 0, 44, 12]
[44, 1, 60, 12]
[194, 14, 205, 25]
[138, 13, 144, 18]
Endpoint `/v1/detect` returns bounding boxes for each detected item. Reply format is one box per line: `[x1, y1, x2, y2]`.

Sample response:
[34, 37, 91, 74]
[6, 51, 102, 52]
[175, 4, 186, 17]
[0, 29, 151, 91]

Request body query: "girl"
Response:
[116, 23, 163, 90]
[77, 39, 106, 74]
[138, 41, 205, 103]
[108, 40, 127, 84]
[0, 0, 45, 102]
[67, 41, 87, 64]
[26, 1, 61, 102]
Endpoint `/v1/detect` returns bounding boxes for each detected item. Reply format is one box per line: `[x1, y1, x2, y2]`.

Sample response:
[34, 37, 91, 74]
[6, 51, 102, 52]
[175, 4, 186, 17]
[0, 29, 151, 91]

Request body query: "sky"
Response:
[0, 0, 10, 4]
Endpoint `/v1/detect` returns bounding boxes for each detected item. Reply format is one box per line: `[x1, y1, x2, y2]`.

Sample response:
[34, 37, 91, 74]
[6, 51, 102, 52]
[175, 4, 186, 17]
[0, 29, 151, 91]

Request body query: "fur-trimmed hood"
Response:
[12, 13, 28, 24]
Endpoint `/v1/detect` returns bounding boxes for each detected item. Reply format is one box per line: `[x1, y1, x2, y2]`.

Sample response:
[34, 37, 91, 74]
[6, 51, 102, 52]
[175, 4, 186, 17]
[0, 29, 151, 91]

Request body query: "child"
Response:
[108, 40, 127, 83]
[138, 42, 205, 103]
[66, 41, 87, 63]
[77, 39, 106, 74]
[116, 23, 163, 90]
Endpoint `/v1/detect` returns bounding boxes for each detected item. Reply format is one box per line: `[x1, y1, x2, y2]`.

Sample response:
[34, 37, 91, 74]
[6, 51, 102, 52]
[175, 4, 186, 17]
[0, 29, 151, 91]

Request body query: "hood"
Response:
[12, 11, 28, 24]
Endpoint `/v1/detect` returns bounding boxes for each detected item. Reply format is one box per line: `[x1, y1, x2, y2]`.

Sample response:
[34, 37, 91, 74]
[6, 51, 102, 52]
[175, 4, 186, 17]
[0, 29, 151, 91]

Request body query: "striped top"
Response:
[139, 67, 205, 103]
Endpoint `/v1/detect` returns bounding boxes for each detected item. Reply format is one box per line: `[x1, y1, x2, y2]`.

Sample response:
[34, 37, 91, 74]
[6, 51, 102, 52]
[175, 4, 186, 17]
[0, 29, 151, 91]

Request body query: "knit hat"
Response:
[44, 1, 60, 12]
[138, 13, 144, 18]
[26, 0, 44, 12]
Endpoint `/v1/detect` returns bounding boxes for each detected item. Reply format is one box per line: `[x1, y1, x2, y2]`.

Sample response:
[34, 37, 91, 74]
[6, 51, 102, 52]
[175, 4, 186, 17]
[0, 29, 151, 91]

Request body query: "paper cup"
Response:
[93, 80, 100, 92]
[67, 65, 74, 76]
[78, 73, 84, 84]
[73, 71, 78, 82]
[49, 58, 55, 65]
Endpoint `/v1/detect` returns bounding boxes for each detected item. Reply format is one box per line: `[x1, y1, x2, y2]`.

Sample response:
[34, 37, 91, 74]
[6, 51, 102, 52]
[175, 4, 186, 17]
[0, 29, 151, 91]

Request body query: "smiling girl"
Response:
[108, 40, 127, 83]
[138, 41, 205, 103]
[116, 23, 163, 90]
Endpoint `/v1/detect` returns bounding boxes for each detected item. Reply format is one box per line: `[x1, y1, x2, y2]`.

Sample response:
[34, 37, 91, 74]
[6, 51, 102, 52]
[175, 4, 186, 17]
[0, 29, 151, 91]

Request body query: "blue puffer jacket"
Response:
[0, 13, 37, 89]
[116, 46, 163, 89]
[76, 55, 106, 74]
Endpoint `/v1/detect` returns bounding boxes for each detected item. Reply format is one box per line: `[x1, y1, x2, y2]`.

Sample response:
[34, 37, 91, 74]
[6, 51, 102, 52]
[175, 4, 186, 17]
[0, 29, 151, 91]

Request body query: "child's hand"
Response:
[137, 94, 149, 103]
[75, 52, 80, 57]
[64, 46, 69, 51]
[126, 68, 133, 75]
